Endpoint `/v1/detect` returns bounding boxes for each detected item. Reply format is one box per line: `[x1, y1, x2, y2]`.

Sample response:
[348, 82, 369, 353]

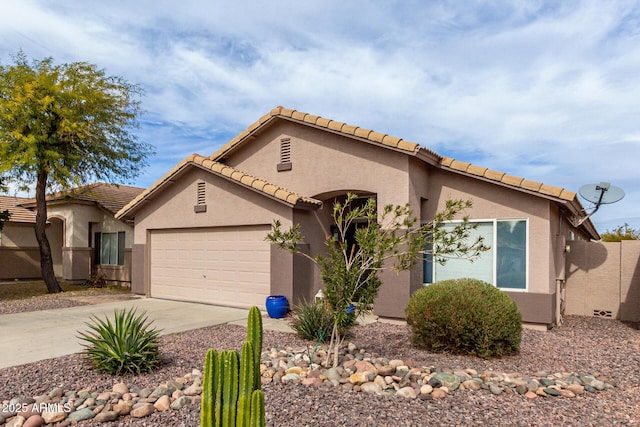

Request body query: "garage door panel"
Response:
[150, 226, 271, 309]
[153, 287, 267, 308]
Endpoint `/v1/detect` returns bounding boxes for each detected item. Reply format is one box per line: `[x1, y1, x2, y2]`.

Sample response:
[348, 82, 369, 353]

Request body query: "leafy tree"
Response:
[600, 223, 640, 242]
[0, 52, 153, 293]
[266, 193, 488, 367]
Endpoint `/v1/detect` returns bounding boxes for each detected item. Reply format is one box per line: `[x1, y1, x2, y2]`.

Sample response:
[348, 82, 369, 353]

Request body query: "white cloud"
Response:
[1, 0, 639, 231]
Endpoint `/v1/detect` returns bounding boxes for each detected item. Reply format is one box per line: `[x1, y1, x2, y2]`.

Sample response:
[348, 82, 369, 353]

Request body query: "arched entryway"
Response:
[291, 190, 377, 302]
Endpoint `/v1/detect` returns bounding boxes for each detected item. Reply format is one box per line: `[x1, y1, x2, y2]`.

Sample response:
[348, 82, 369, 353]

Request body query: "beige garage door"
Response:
[150, 225, 270, 309]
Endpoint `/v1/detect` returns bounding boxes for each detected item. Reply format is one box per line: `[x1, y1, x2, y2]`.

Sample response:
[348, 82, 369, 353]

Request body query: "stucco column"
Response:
[62, 247, 92, 281]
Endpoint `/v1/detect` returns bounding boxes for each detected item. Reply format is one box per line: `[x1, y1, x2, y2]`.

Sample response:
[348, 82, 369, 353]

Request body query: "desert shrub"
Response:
[405, 278, 522, 358]
[289, 299, 356, 342]
[289, 300, 333, 342]
[78, 307, 161, 375]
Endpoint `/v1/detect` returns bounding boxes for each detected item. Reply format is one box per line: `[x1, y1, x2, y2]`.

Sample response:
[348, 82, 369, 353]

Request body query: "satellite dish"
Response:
[574, 182, 625, 227]
[579, 182, 625, 205]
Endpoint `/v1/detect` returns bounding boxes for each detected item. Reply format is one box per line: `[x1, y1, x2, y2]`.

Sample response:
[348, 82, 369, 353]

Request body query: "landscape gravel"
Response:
[0, 292, 638, 426]
[0, 289, 136, 315]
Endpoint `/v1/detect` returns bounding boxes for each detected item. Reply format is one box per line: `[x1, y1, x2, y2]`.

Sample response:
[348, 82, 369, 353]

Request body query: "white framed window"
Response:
[424, 219, 528, 290]
[94, 231, 125, 266]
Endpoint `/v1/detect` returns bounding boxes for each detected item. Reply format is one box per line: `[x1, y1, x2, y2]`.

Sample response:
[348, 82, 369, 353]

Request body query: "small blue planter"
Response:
[265, 295, 288, 319]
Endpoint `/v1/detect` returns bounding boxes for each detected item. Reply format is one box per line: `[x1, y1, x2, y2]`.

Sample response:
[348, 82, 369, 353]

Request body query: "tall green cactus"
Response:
[214, 350, 225, 426]
[221, 350, 239, 427]
[247, 306, 263, 390]
[236, 341, 255, 427]
[200, 306, 266, 427]
[250, 390, 265, 427]
[200, 349, 217, 427]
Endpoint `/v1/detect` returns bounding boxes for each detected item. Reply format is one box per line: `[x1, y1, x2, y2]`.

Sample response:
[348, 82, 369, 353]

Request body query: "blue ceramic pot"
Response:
[265, 295, 288, 319]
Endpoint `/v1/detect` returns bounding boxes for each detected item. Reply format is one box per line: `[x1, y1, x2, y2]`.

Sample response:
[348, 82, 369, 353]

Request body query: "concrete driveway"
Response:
[0, 298, 293, 369]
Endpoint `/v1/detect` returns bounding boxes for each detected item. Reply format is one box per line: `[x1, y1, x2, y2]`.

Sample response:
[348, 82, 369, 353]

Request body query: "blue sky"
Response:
[1, 0, 639, 233]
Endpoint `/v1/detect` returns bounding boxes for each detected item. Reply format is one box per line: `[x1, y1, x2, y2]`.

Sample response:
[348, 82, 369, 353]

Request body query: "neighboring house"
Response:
[16, 183, 144, 284]
[0, 195, 42, 280]
[116, 107, 599, 329]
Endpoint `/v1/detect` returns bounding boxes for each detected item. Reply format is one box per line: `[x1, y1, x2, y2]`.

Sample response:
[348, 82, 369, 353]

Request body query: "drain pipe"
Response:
[555, 279, 564, 327]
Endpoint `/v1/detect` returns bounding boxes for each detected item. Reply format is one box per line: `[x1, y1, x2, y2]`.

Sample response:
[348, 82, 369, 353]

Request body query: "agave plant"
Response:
[78, 307, 161, 375]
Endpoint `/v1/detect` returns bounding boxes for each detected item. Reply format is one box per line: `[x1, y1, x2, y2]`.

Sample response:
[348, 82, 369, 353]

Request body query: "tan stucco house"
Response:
[0, 195, 42, 280]
[1, 183, 144, 284]
[116, 107, 599, 328]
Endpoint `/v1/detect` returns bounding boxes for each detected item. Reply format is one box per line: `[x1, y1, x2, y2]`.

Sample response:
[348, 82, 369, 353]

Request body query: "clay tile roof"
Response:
[206, 107, 579, 204]
[368, 132, 386, 143]
[521, 179, 543, 192]
[397, 140, 420, 151]
[316, 117, 331, 127]
[291, 111, 307, 121]
[278, 107, 295, 117]
[0, 195, 36, 223]
[501, 174, 525, 187]
[341, 124, 358, 135]
[327, 120, 345, 132]
[209, 106, 436, 161]
[196, 155, 320, 207]
[116, 154, 321, 219]
[20, 183, 144, 215]
[484, 169, 506, 181]
[467, 165, 488, 176]
[560, 189, 577, 200]
[449, 159, 472, 172]
[240, 175, 256, 186]
[440, 156, 575, 201]
[303, 114, 320, 124]
[440, 157, 454, 167]
[539, 184, 565, 198]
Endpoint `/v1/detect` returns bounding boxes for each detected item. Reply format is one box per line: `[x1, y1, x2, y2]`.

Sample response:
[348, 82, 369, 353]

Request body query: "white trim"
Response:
[423, 218, 529, 291]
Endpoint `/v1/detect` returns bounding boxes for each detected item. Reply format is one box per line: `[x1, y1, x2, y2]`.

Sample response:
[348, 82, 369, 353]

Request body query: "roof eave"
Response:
[212, 107, 440, 162]
[116, 161, 191, 220]
[558, 199, 600, 241]
[3, 219, 36, 225]
[415, 147, 442, 166]
[211, 110, 280, 161]
[189, 162, 322, 210]
[289, 116, 425, 157]
[116, 157, 323, 220]
[443, 166, 563, 202]
[443, 165, 600, 240]
[293, 199, 323, 210]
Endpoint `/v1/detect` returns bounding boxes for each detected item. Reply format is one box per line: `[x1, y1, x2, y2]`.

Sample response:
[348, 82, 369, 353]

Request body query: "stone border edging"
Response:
[0, 343, 615, 426]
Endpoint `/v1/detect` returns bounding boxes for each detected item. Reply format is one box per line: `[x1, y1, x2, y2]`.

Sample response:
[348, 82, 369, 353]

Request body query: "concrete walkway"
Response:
[0, 298, 293, 369]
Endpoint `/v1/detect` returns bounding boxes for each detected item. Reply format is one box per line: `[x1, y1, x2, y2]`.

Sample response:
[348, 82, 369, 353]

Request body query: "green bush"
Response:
[289, 299, 356, 342]
[78, 307, 161, 375]
[405, 278, 522, 358]
[289, 300, 334, 342]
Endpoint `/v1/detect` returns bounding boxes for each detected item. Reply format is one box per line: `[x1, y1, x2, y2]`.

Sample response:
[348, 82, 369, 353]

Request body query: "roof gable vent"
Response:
[278, 137, 292, 172]
[194, 181, 207, 213]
